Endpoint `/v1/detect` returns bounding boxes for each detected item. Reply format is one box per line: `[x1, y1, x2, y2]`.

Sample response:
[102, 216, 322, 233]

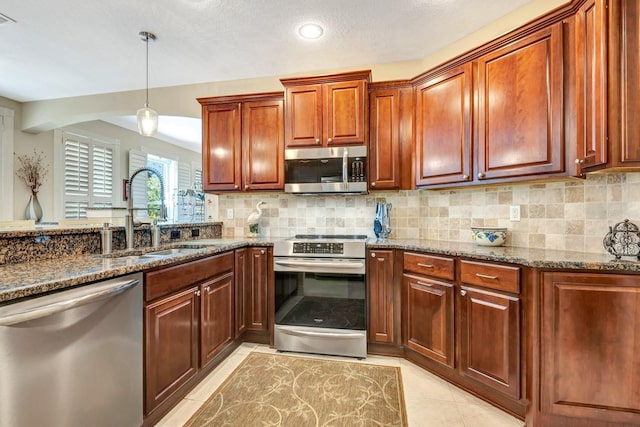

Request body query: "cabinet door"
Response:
[325, 80, 366, 146]
[234, 248, 248, 338]
[540, 272, 640, 425]
[200, 272, 234, 367]
[144, 286, 199, 414]
[242, 99, 284, 190]
[367, 250, 396, 344]
[476, 23, 564, 180]
[612, 0, 640, 166]
[247, 247, 269, 331]
[284, 84, 323, 147]
[201, 103, 242, 191]
[459, 286, 520, 398]
[574, 0, 608, 170]
[415, 64, 472, 186]
[403, 274, 454, 367]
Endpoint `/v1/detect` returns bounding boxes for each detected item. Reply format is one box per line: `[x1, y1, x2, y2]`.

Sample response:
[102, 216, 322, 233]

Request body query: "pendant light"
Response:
[136, 31, 158, 137]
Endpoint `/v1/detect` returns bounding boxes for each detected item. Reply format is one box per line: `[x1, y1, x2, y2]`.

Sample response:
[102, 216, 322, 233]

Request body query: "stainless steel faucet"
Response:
[125, 167, 166, 250]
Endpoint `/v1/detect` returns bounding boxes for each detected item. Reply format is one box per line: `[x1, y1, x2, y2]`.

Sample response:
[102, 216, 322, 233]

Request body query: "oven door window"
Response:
[275, 271, 365, 330]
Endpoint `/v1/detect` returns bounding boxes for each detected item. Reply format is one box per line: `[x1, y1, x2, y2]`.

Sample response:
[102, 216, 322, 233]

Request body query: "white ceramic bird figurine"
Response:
[247, 201, 266, 236]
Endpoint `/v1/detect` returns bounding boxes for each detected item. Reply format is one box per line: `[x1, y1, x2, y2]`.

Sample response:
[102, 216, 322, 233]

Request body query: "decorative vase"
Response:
[25, 193, 43, 222]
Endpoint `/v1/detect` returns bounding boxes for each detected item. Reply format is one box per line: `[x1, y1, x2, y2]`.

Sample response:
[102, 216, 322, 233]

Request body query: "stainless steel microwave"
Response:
[284, 146, 367, 194]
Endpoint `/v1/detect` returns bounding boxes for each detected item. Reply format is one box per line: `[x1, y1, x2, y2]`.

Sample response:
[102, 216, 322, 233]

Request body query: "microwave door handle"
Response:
[342, 149, 348, 189]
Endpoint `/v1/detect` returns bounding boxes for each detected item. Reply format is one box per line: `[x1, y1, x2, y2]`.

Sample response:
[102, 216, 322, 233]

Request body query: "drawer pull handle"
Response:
[475, 273, 498, 280]
[417, 281, 433, 287]
[417, 263, 434, 268]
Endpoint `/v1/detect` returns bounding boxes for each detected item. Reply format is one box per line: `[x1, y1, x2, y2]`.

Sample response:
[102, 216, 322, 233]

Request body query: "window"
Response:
[54, 129, 120, 219]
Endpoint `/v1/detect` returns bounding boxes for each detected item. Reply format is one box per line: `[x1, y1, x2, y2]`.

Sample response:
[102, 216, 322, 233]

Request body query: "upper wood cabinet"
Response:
[573, 0, 608, 171]
[607, 0, 640, 168]
[369, 82, 413, 190]
[476, 23, 565, 181]
[198, 93, 284, 192]
[281, 70, 370, 148]
[414, 64, 473, 186]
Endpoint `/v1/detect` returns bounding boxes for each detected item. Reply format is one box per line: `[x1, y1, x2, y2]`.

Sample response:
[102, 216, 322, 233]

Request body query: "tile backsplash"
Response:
[215, 172, 640, 254]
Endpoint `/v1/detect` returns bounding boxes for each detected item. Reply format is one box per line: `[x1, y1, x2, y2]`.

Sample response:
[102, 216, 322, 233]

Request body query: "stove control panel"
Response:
[293, 242, 344, 255]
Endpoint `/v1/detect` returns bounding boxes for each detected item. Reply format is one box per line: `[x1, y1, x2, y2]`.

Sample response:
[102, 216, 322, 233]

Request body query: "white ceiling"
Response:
[0, 0, 533, 149]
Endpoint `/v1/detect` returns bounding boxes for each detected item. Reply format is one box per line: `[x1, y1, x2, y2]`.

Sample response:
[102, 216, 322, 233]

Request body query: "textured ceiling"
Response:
[0, 0, 534, 103]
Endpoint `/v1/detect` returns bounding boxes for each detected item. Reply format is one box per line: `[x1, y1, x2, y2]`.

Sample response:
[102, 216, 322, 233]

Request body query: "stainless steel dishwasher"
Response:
[0, 273, 143, 427]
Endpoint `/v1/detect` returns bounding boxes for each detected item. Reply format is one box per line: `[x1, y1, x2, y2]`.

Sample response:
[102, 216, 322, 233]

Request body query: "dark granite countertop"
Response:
[1, 237, 638, 304]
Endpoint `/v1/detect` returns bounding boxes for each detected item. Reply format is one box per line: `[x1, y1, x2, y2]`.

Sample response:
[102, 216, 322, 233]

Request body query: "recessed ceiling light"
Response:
[298, 23, 324, 40]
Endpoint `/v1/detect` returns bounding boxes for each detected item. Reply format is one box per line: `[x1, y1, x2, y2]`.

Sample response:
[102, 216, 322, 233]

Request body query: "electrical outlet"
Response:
[226, 208, 234, 219]
[509, 205, 521, 222]
[191, 229, 200, 237]
[170, 230, 181, 240]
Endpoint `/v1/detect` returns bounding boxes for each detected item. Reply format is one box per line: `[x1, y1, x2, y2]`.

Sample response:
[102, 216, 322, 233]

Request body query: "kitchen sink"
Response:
[143, 248, 201, 257]
[100, 247, 202, 259]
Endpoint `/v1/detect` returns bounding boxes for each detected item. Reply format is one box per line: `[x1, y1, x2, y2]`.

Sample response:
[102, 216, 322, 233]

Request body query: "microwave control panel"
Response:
[350, 158, 366, 182]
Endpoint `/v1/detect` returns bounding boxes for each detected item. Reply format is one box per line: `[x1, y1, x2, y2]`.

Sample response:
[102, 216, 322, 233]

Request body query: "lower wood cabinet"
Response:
[144, 286, 199, 414]
[236, 246, 273, 344]
[531, 271, 640, 427]
[459, 286, 520, 398]
[367, 249, 397, 345]
[401, 252, 525, 418]
[403, 274, 454, 367]
[143, 251, 235, 417]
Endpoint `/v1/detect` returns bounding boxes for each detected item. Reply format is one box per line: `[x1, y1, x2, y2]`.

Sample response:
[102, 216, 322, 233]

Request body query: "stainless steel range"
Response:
[273, 234, 367, 359]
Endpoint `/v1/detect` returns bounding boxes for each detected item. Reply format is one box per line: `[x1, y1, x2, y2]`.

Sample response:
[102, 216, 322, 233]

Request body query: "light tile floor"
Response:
[157, 343, 525, 427]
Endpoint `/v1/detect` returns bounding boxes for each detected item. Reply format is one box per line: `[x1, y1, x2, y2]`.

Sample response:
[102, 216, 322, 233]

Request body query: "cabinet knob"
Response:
[195, 290, 201, 297]
[327, 138, 333, 143]
[234, 184, 239, 189]
[460, 289, 467, 296]
[315, 138, 320, 143]
[462, 175, 469, 180]
[575, 159, 584, 164]
[260, 249, 265, 254]
[371, 252, 376, 258]
[205, 286, 210, 292]
[244, 184, 249, 190]
[371, 182, 376, 187]
[478, 172, 486, 179]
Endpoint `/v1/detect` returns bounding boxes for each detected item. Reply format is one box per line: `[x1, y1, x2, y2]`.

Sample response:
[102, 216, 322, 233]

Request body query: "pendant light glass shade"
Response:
[137, 105, 158, 136]
[137, 31, 158, 137]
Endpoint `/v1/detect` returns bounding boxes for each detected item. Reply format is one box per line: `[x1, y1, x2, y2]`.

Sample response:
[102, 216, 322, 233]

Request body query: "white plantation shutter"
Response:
[177, 162, 191, 190]
[193, 168, 203, 191]
[129, 149, 148, 218]
[57, 129, 120, 219]
[92, 145, 113, 199]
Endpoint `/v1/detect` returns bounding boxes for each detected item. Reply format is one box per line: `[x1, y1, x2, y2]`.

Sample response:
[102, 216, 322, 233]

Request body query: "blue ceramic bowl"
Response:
[471, 227, 508, 246]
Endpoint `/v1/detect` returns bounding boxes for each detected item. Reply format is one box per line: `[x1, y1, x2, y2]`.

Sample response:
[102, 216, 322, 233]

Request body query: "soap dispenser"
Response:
[100, 222, 112, 254]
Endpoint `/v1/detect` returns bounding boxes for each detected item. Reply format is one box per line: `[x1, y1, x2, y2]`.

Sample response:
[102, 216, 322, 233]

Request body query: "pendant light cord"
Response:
[145, 34, 149, 108]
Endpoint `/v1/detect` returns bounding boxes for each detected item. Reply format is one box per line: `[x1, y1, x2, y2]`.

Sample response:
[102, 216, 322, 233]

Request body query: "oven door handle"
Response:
[281, 328, 364, 339]
[274, 260, 364, 269]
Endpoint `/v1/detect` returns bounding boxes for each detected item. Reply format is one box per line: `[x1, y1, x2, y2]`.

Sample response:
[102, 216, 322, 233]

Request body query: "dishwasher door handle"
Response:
[0, 278, 139, 326]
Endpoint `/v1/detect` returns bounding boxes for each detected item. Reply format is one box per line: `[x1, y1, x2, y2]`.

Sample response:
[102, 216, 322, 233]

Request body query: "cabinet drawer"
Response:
[404, 252, 454, 281]
[460, 260, 520, 293]
[145, 252, 234, 301]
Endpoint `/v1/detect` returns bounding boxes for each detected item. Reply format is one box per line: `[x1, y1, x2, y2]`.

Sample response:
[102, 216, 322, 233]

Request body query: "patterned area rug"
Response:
[184, 352, 408, 427]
